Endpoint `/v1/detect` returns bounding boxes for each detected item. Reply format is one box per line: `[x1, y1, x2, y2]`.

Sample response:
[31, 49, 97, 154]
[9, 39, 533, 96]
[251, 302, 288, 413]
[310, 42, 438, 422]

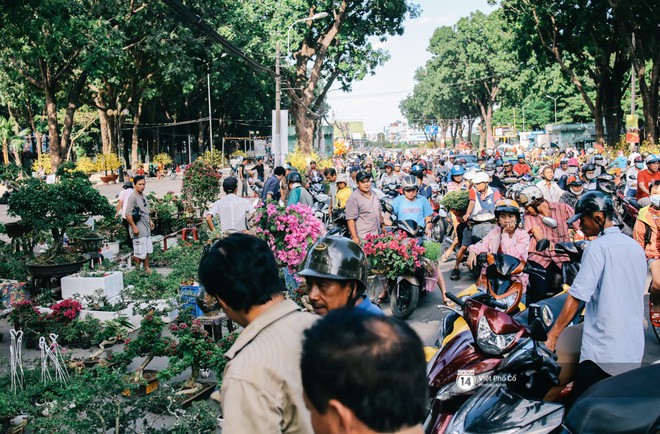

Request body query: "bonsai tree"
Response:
[94, 152, 121, 176]
[163, 313, 220, 390]
[8, 165, 115, 258]
[181, 159, 221, 217]
[152, 152, 173, 167]
[122, 313, 173, 382]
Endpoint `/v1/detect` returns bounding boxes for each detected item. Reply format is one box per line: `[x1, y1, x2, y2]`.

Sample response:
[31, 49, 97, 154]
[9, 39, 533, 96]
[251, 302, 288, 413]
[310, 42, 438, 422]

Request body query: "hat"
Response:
[336, 174, 348, 184]
[223, 177, 238, 190]
[356, 171, 372, 182]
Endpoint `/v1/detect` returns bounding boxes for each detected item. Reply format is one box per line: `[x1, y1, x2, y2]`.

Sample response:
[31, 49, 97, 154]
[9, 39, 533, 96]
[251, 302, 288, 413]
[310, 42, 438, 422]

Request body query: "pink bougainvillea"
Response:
[48, 299, 82, 322]
[253, 202, 325, 271]
[362, 231, 425, 280]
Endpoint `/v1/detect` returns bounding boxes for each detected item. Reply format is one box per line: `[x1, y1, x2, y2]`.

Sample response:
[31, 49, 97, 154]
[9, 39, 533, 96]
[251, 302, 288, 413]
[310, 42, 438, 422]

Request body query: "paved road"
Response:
[2, 175, 659, 363]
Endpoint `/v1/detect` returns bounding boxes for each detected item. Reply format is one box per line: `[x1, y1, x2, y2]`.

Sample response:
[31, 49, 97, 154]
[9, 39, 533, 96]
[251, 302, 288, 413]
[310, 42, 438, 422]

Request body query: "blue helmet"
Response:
[411, 164, 424, 178]
[517, 154, 525, 159]
[450, 165, 466, 176]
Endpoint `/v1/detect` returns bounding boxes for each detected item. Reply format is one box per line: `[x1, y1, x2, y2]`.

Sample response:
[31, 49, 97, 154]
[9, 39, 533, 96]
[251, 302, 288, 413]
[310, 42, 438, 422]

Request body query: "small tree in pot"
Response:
[181, 159, 221, 218]
[121, 313, 173, 382]
[8, 165, 115, 260]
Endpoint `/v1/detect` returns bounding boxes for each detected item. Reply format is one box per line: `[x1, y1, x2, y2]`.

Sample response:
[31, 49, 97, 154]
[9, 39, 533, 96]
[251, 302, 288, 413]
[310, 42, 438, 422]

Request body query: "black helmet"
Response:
[411, 164, 424, 179]
[567, 191, 614, 224]
[287, 171, 302, 183]
[298, 236, 368, 289]
[123, 181, 133, 189]
[582, 163, 596, 173]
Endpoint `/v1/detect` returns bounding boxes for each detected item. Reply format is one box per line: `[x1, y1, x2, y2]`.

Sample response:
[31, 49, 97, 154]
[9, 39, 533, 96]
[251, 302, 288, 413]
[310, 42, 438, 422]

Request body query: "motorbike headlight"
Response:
[434, 370, 493, 401]
[502, 291, 520, 309]
[476, 316, 517, 355]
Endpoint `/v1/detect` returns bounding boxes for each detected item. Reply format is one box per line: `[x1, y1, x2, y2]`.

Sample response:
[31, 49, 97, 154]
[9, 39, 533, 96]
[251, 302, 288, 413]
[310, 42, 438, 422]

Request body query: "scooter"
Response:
[465, 213, 497, 278]
[424, 294, 578, 434]
[614, 183, 639, 237]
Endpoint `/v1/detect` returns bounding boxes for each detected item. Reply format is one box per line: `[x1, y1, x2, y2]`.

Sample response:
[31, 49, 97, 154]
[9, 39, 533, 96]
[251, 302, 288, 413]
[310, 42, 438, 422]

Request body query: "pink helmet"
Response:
[567, 158, 579, 167]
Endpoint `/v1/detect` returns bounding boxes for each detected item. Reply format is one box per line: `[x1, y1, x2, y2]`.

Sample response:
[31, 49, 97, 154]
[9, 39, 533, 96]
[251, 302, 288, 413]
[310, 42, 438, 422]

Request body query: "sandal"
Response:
[450, 269, 460, 281]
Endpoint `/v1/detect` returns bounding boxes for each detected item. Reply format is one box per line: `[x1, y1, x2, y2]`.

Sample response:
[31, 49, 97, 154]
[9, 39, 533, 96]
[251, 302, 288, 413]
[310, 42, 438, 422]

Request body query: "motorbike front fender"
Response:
[397, 275, 419, 287]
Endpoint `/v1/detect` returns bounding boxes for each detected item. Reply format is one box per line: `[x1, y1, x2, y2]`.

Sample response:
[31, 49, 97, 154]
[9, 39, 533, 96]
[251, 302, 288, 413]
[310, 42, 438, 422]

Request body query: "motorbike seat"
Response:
[564, 364, 660, 434]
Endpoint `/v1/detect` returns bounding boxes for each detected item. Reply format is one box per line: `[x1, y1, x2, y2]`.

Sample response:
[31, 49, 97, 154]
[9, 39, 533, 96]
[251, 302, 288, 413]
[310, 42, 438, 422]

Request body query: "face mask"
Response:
[568, 167, 578, 174]
[652, 195, 660, 208]
[486, 170, 495, 177]
[585, 173, 595, 180]
[570, 187, 583, 196]
[636, 163, 644, 170]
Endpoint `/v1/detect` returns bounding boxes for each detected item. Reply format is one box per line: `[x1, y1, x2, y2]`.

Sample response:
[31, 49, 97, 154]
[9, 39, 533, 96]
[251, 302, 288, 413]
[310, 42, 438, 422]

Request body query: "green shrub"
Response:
[441, 190, 469, 212]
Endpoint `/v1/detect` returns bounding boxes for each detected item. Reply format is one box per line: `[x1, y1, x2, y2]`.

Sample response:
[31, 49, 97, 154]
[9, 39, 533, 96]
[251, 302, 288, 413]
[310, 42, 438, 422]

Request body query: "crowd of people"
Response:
[136, 144, 657, 433]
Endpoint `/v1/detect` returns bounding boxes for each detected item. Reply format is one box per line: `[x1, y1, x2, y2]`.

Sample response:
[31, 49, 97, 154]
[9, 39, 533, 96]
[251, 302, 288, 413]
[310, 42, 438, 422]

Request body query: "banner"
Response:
[626, 114, 639, 144]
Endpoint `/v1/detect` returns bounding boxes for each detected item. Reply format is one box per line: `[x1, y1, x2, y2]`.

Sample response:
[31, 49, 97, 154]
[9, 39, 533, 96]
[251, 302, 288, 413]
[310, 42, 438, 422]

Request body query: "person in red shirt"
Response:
[513, 155, 532, 176]
[635, 154, 660, 207]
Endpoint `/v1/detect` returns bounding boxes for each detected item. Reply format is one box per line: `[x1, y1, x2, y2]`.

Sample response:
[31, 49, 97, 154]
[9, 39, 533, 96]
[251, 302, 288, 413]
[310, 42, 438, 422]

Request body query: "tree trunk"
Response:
[197, 116, 206, 151]
[467, 118, 475, 144]
[61, 72, 88, 161]
[44, 84, 62, 171]
[1, 140, 8, 165]
[131, 99, 143, 169]
[594, 82, 606, 145]
[638, 58, 659, 145]
[457, 121, 465, 144]
[293, 108, 314, 154]
[450, 121, 458, 146]
[98, 107, 111, 154]
[479, 104, 494, 149]
[479, 122, 486, 148]
[26, 104, 42, 159]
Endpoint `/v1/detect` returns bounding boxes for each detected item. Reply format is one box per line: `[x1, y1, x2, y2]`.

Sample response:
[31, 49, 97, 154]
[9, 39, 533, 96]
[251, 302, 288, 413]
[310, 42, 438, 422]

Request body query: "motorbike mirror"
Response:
[542, 217, 558, 229]
[527, 303, 550, 341]
[529, 318, 548, 342]
[536, 238, 551, 252]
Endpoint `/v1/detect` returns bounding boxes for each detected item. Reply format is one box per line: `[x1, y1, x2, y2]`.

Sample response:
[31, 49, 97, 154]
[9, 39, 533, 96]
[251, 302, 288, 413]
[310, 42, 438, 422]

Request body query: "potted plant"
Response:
[120, 313, 173, 395]
[181, 159, 222, 218]
[95, 153, 121, 183]
[8, 165, 115, 277]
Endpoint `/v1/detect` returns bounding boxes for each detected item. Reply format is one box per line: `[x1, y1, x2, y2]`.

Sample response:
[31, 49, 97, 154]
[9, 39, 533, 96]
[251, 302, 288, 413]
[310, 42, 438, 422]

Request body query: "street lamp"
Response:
[287, 12, 329, 56]
[546, 95, 559, 124]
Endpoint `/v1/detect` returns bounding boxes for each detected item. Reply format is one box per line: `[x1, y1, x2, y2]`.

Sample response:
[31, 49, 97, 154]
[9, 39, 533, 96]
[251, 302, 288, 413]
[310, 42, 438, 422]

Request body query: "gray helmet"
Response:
[567, 191, 614, 224]
[287, 171, 302, 183]
[516, 185, 544, 206]
[401, 175, 418, 190]
[298, 236, 368, 289]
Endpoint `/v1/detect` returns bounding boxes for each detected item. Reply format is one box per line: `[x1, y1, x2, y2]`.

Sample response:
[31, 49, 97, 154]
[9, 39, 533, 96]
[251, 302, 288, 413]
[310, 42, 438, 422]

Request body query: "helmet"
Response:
[582, 163, 596, 173]
[567, 191, 614, 225]
[566, 175, 584, 187]
[298, 236, 368, 289]
[287, 171, 302, 183]
[646, 154, 660, 164]
[123, 181, 133, 189]
[472, 171, 490, 184]
[516, 185, 544, 206]
[517, 154, 525, 159]
[567, 158, 579, 167]
[484, 163, 496, 172]
[586, 148, 595, 155]
[494, 199, 521, 224]
[559, 158, 568, 164]
[411, 164, 424, 178]
[634, 156, 643, 163]
[401, 175, 418, 190]
[495, 159, 504, 167]
[450, 165, 465, 176]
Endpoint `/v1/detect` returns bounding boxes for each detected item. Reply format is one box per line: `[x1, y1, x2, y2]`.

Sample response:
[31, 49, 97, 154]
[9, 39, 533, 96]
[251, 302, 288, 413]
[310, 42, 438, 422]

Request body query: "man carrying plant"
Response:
[198, 234, 316, 434]
[346, 171, 384, 245]
[125, 175, 154, 273]
[205, 177, 253, 234]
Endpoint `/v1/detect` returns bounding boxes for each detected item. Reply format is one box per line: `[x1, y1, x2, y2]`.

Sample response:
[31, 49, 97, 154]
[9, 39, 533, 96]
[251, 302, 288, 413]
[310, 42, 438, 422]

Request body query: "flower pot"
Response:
[80, 236, 104, 254]
[122, 370, 159, 397]
[61, 271, 123, 305]
[99, 174, 118, 184]
[179, 382, 216, 408]
[26, 259, 87, 279]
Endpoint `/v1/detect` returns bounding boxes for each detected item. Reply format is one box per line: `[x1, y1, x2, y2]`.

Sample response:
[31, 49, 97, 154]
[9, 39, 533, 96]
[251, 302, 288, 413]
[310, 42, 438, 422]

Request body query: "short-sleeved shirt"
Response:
[391, 195, 433, 228]
[569, 227, 646, 375]
[635, 169, 660, 199]
[221, 300, 317, 434]
[261, 175, 281, 201]
[345, 189, 383, 239]
[206, 194, 253, 233]
[288, 186, 314, 207]
[125, 192, 150, 238]
[356, 297, 385, 316]
[117, 188, 134, 219]
[335, 187, 352, 209]
[523, 202, 576, 268]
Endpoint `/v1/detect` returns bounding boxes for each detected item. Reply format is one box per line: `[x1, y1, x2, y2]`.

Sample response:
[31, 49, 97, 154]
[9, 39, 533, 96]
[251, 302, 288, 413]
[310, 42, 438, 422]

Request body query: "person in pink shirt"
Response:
[467, 199, 530, 290]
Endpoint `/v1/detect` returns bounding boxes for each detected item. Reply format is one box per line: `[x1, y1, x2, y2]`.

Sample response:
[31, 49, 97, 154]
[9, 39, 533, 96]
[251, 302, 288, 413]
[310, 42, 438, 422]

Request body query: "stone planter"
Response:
[99, 174, 118, 184]
[61, 271, 123, 305]
[26, 259, 86, 279]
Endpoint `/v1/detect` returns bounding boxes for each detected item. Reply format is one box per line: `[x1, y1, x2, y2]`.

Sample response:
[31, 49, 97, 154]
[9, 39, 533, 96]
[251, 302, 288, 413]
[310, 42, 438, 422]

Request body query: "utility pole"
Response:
[207, 63, 214, 152]
[275, 42, 281, 166]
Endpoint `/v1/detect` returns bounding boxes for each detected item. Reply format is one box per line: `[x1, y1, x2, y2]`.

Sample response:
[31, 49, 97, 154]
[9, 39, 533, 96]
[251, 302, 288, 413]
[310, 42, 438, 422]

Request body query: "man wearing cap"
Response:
[206, 177, 254, 234]
[298, 236, 383, 316]
[345, 171, 384, 245]
[553, 158, 571, 181]
[514, 155, 532, 176]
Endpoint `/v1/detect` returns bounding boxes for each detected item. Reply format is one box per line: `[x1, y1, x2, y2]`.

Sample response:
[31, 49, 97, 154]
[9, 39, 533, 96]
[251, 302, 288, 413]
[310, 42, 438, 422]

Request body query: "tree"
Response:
[0, 1, 119, 171]
[499, 0, 630, 146]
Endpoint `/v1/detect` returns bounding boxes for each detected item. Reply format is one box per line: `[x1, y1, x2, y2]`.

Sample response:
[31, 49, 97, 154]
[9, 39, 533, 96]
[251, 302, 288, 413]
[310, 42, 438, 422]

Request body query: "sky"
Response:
[326, 0, 496, 134]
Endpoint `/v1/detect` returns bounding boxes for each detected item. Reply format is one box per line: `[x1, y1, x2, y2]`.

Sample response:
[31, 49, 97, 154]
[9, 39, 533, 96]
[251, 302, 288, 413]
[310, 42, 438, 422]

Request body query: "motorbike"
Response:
[309, 188, 331, 227]
[326, 211, 349, 238]
[424, 293, 579, 434]
[386, 216, 441, 320]
[614, 183, 638, 237]
[446, 308, 660, 434]
[465, 212, 497, 278]
[430, 184, 451, 243]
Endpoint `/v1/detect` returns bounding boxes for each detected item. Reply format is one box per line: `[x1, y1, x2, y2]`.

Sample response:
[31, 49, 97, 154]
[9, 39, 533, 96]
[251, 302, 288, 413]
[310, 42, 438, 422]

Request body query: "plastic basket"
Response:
[179, 285, 204, 318]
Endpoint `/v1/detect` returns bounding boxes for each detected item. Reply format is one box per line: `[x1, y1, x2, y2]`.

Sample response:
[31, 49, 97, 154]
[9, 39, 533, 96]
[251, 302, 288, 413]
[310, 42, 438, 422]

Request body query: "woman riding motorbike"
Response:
[559, 175, 585, 209]
[446, 165, 467, 192]
[633, 180, 660, 320]
[466, 198, 530, 290]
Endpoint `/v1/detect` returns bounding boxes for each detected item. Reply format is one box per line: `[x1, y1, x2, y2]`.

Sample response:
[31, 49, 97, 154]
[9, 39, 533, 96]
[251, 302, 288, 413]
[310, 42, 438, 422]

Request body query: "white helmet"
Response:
[400, 175, 418, 189]
[473, 171, 490, 184]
